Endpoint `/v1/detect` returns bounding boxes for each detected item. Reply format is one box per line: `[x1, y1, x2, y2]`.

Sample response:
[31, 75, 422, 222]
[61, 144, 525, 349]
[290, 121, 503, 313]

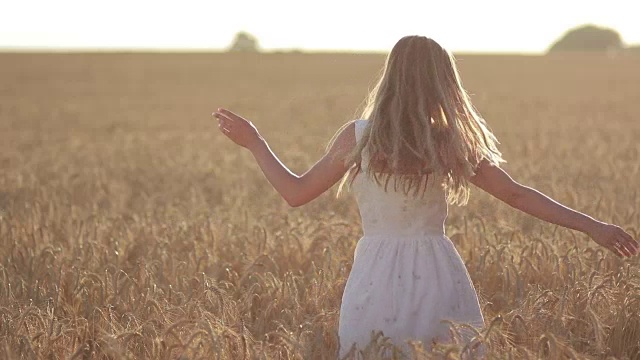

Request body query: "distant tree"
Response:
[228, 32, 260, 52]
[548, 25, 623, 53]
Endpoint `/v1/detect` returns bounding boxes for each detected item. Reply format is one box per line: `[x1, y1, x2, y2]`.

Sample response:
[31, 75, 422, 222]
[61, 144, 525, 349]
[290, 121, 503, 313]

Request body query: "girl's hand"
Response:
[213, 108, 263, 150]
[586, 222, 639, 258]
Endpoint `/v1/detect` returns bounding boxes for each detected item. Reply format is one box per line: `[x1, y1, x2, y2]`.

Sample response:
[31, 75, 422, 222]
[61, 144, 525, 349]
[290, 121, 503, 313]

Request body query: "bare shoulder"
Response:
[470, 159, 505, 185]
[470, 159, 522, 202]
[328, 120, 358, 153]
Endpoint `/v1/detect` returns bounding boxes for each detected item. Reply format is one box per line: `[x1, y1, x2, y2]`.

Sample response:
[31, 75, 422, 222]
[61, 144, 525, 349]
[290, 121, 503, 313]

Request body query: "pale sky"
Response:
[1, 0, 638, 53]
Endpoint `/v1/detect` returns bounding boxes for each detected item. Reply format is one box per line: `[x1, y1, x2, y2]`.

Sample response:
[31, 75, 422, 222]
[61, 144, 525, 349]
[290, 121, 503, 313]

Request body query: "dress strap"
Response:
[354, 120, 369, 168]
[356, 119, 370, 141]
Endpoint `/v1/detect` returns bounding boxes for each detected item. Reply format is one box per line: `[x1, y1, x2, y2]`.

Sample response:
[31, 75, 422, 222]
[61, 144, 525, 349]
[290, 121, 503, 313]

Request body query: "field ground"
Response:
[1, 52, 639, 359]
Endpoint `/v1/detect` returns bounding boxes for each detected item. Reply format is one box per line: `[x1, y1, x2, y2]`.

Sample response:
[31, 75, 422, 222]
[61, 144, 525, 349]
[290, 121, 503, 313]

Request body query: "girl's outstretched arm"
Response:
[470, 160, 639, 258]
[213, 108, 355, 207]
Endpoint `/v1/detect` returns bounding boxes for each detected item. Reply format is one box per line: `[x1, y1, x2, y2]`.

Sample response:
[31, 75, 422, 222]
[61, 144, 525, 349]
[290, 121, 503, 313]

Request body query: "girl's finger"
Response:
[621, 241, 636, 256]
[613, 236, 630, 256]
[623, 232, 639, 253]
[214, 111, 234, 123]
[218, 123, 231, 134]
[217, 108, 239, 120]
[617, 233, 636, 255]
[613, 245, 625, 258]
[623, 238, 638, 256]
[217, 115, 236, 130]
[616, 240, 632, 257]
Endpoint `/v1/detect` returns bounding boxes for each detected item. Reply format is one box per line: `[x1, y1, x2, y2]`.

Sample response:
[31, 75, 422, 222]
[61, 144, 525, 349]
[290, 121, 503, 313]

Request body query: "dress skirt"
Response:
[338, 233, 485, 358]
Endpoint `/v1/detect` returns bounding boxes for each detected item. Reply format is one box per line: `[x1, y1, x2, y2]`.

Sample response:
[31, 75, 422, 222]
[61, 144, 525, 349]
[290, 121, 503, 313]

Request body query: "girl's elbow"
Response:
[285, 196, 307, 208]
[286, 200, 303, 208]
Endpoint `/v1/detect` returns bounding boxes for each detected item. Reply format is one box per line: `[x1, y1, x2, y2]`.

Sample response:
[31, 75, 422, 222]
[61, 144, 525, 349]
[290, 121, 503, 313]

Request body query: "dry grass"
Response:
[0, 52, 639, 359]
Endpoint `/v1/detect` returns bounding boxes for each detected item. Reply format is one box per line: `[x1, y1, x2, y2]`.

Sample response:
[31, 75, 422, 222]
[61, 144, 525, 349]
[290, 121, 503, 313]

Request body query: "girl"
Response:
[213, 36, 638, 358]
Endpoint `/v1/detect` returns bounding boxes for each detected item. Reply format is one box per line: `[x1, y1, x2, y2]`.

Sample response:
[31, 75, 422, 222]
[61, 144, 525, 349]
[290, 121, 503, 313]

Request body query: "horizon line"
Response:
[0, 45, 545, 55]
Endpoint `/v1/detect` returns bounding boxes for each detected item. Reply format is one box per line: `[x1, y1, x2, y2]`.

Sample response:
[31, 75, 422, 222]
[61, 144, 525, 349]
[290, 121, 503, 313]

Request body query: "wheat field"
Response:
[0, 52, 639, 359]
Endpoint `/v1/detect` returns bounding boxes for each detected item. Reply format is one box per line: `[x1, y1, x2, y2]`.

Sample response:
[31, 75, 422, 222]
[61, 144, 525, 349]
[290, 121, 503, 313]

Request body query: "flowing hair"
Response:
[335, 35, 504, 205]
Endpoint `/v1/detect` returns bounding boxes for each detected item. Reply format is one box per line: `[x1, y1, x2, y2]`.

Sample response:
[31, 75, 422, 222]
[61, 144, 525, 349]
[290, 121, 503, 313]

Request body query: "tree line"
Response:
[226, 25, 639, 54]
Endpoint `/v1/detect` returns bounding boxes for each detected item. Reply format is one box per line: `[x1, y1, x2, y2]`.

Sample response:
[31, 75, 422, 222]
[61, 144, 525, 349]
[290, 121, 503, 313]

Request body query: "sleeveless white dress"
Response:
[338, 120, 485, 357]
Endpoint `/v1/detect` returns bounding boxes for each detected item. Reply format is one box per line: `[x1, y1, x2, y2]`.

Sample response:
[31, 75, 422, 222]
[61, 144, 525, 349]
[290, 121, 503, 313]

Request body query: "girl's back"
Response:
[338, 119, 485, 358]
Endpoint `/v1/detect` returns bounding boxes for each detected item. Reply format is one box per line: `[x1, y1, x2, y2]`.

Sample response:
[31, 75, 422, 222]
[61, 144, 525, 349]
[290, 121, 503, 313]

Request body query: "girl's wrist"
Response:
[247, 135, 266, 153]
[583, 218, 605, 236]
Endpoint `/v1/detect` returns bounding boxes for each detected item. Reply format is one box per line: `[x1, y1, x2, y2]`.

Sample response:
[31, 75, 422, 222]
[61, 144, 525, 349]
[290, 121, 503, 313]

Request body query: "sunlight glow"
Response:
[1, 0, 638, 53]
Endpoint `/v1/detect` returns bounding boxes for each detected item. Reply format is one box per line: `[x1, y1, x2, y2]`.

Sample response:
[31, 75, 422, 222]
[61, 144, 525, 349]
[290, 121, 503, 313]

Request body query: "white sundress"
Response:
[338, 120, 485, 358]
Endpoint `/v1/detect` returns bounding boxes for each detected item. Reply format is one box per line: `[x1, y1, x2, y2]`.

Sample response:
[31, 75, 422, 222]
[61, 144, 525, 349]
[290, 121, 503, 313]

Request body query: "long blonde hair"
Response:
[338, 35, 504, 205]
